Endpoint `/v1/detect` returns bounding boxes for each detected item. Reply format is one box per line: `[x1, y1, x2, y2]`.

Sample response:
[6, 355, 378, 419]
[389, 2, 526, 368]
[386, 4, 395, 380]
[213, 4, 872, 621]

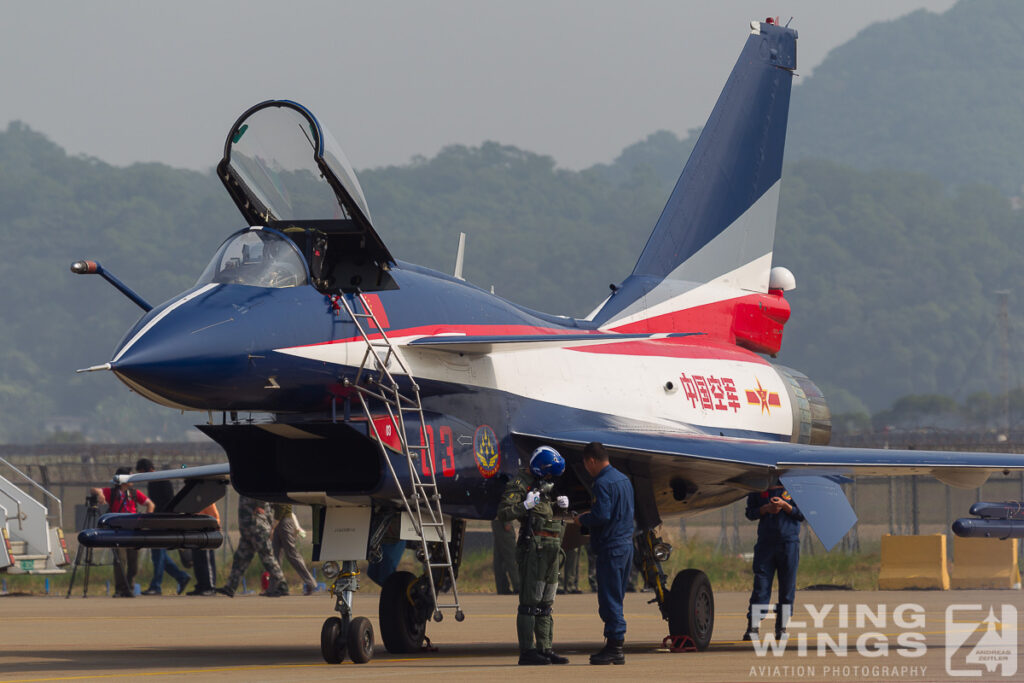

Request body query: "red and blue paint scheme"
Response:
[74, 20, 1023, 655]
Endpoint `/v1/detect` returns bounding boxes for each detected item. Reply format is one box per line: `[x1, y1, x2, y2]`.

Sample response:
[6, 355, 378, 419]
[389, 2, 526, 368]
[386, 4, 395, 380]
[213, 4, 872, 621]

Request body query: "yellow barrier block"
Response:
[878, 534, 949, 590]
[951, 537, 1022, 589]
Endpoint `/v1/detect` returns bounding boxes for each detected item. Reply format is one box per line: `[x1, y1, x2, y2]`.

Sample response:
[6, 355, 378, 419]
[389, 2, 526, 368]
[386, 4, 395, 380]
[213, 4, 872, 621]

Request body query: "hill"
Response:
[788, 0, 1024, 195]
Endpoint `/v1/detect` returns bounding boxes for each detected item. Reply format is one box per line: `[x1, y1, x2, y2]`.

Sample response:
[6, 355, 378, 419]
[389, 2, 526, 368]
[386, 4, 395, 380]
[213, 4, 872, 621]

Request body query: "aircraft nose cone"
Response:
[112, 315, 249, 410]
[109, 288, 254, 409]
[108, 284, 343, 411]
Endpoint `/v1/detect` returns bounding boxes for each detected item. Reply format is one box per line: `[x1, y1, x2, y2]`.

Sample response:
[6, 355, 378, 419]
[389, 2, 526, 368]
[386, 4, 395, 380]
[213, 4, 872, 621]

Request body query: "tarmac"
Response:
[1, 589, 1021, 682]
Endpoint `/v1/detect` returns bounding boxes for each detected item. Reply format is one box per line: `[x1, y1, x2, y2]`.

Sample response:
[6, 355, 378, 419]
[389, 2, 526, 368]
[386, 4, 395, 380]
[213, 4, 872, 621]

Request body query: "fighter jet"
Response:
[73, 19, 1024, 663]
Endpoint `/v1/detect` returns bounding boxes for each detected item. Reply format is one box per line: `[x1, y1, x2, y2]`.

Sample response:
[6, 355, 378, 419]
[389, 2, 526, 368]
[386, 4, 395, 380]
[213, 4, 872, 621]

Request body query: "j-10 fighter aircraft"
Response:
[74, 19, 1024, 663]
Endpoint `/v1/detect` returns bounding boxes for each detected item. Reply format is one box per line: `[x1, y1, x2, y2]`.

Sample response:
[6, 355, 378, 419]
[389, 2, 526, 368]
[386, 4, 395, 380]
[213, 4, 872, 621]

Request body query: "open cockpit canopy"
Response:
[217, 100, 395, 293]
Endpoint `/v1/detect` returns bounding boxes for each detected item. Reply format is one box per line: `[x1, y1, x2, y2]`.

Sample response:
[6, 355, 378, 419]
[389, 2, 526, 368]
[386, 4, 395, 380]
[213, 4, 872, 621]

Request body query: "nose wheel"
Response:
[321, 615, 375, 664]
[321, 561, 375, 664]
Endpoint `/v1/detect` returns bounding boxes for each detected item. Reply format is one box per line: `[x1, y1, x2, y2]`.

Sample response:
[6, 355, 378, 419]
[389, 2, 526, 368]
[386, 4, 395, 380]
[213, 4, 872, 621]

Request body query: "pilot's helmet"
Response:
[529, 446, 565, 479]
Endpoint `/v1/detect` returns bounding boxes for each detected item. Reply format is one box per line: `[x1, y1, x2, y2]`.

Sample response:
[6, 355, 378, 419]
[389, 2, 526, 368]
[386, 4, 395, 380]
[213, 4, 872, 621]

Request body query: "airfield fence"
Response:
[2, 431, 1023, 564]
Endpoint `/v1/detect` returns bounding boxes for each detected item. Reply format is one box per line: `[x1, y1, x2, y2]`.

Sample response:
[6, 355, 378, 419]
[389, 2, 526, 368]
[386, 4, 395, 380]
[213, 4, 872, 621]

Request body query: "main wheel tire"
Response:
[379, 570, 426, 653]
[320, 616, 346, 664]
[667, 569, 715, 651]
[347, 616, 375, 663]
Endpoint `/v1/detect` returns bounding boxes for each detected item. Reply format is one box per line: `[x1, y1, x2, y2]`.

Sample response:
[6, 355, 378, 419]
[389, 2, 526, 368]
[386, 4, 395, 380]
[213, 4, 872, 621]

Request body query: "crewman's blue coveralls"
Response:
[745, 487, 804, 626]
[578, 465, 634, 641]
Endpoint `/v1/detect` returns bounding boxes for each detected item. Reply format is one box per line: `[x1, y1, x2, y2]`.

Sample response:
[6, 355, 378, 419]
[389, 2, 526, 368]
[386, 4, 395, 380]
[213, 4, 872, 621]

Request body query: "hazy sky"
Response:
[3, 1, 957, 171]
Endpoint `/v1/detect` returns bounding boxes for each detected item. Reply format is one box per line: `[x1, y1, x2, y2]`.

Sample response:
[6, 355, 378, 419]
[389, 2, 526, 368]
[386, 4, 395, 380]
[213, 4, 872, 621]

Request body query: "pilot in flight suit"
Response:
[497, 446, 571, 666]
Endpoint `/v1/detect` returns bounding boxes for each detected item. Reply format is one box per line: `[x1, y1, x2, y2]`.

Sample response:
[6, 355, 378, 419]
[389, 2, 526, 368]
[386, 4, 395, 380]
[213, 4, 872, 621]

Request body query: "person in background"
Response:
[743, 485, 804, 641]
[271, 502, 317, 595]
[491, 517, 520, 595]
[188, 501, 220, 596]
[575, 442, 634, 665]
[216, 496, 288, 597]
[91, 467, 155, 597]
[135, 458, 191, 596]
[558, 537, 582, 595]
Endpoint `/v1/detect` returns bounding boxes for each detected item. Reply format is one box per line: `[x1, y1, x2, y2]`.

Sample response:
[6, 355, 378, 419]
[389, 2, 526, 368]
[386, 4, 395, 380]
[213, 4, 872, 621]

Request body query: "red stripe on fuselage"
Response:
[606, 291, 791, 357]
[284, 323, 767, 365]
[568, 337, 769, 364]
[286, 323, 602, 349]
[362, 294, 389, 329]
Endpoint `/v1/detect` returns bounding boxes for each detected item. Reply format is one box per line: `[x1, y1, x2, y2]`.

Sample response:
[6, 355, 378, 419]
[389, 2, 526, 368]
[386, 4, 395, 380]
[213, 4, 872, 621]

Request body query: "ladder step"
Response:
[435, 604, 461, 610]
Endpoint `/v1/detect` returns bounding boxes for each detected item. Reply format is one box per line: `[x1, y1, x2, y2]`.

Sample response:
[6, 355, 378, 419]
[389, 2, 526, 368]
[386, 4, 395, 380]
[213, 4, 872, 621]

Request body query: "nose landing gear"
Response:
[320, 561, 376, 664]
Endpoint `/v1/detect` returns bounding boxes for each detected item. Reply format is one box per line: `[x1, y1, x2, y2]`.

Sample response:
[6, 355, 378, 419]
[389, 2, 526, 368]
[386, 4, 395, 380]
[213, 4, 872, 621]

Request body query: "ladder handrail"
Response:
[337, 292, 463, 619]
[0, 457, 63, 528]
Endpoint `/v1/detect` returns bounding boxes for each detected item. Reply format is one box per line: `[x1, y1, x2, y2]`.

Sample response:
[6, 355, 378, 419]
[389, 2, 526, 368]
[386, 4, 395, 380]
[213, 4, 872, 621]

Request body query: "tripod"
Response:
[65, 497, 123, 598]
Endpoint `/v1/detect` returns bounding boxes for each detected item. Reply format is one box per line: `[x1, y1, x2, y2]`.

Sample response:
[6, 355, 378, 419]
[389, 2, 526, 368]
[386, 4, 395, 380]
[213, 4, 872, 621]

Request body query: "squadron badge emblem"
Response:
[473, 425, 501, 478]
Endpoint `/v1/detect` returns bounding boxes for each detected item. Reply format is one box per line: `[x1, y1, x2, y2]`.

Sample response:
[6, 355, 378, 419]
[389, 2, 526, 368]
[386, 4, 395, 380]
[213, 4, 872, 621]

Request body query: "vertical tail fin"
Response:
[592, 20, 797, 353]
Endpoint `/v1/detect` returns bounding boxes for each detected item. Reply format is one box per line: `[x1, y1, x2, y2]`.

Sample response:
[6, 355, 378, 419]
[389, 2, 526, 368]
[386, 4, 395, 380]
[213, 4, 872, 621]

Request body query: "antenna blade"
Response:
[454, 232, 466, 280]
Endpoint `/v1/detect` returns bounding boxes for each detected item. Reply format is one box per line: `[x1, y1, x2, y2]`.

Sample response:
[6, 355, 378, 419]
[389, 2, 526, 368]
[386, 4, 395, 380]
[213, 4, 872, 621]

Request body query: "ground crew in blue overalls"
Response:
[497, 445, 572, 666]
[575, 441, 634, 665]
[743, 485, 804, 640]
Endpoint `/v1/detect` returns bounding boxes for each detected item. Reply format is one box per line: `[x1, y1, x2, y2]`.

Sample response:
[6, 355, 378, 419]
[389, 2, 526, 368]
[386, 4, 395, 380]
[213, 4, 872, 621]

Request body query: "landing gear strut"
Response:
[320, 560, 376, 664]
[635, 528, 715, 651]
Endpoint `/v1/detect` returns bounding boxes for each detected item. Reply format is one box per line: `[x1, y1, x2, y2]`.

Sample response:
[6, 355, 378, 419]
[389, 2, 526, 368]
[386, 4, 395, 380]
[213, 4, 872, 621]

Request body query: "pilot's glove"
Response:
[524, 490, 541, 510]
[556, 495, 569, 509]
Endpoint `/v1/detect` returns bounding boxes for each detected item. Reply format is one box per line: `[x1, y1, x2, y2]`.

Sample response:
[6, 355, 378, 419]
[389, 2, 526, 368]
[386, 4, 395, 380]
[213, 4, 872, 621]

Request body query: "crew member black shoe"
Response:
[141, 587, 161, 596]
[214, 586, 234, 598]
[589, 639, 625, 665]
[541, 649, 569, 664]
[518, 649, 551, 665]
[742, 628, 759, 641]
[177, 577, 191, 595]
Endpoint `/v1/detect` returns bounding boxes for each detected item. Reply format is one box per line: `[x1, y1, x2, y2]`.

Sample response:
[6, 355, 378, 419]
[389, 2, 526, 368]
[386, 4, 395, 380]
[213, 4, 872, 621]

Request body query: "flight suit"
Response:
[577, 464, 634, 643]
[497, 470, 565, 653]
[745, 487, 804, 636]
[560, 544, 580, 593]
[491, 518, 520, 594]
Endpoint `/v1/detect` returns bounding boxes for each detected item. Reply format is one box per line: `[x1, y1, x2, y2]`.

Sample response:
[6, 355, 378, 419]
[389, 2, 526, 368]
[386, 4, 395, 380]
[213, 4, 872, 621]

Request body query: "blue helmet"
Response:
[529, 446, 565, 478]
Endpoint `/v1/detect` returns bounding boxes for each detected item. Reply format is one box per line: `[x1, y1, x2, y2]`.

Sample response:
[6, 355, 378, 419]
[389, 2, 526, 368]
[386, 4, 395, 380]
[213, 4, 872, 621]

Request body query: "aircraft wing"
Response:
[512, 428, 1024, 550]
[119, 463, 231, 514]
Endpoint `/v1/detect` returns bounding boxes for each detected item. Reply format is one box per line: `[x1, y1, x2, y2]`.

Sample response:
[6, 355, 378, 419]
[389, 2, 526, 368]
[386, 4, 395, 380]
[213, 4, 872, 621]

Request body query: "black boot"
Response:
[590, 639, 625, 665]
[743, 607, 761, 641]
[775, 603, 790, 639]
[518, 649, 551, 665]
[541, 649, 569, 664]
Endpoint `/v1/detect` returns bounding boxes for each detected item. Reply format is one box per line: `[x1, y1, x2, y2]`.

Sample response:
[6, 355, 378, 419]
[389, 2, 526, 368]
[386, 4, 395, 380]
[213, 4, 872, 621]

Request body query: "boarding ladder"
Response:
[337, 292, 464, 622]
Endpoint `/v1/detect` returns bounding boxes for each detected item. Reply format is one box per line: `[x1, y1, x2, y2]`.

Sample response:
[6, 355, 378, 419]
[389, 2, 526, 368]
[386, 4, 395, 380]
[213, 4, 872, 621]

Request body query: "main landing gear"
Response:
[635, 528, 715, 651]
[379, 527, 467, 654]
[320, 560, 376, 664]
[379, 570, 428, 653]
